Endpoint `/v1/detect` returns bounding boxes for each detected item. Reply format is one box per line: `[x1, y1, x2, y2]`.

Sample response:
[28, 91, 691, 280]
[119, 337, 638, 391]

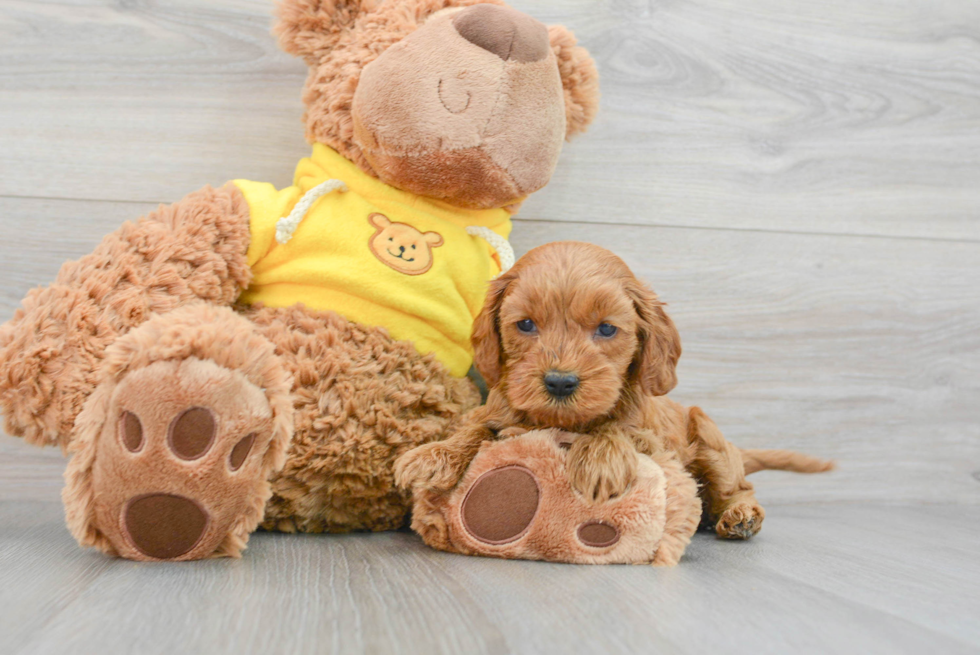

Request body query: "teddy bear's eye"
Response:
[411, 245, 416, 250]
[388, 237, 393, 242]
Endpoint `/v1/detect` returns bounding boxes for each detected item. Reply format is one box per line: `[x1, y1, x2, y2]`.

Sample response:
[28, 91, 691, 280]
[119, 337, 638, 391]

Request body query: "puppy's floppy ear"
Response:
[274, 0, 378, 65]
[548, 25, 600, 139]
[471, 270, 516, 388]
[625, 278, 682, 396]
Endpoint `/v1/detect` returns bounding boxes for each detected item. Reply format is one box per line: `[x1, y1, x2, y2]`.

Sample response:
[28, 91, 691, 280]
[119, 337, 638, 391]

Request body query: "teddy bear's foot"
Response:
[74, 359, 277, 560]
[409, 430, 701, 565]
[63, 304, 294, 561]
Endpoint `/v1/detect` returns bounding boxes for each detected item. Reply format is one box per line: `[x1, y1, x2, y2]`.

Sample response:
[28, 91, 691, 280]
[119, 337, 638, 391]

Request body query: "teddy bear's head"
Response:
[275, 0, 600, 210]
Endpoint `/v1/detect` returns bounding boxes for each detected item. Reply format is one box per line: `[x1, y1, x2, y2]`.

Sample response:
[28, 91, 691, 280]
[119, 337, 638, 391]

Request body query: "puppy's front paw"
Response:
[566, 435, 639, 503]
[394, 441, 471, 493]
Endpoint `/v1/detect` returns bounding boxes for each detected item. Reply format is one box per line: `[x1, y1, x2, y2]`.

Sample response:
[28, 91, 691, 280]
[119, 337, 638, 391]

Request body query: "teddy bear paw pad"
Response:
[82, 358, 276, 561]
[460, 466, 540, 544]
[577, 521, 621, 548]
[123, 494, 209, 560]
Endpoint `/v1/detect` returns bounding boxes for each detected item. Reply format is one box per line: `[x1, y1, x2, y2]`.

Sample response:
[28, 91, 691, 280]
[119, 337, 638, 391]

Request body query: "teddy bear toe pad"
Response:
[79, 359, 276, 561]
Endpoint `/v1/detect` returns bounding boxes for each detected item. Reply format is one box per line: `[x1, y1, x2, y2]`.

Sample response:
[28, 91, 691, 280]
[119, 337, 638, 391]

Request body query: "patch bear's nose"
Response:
[453, 4, 550, 63]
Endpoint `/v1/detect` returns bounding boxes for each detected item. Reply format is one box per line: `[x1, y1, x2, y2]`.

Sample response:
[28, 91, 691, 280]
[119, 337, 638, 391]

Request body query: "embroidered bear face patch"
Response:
[368, 213, 444, 275]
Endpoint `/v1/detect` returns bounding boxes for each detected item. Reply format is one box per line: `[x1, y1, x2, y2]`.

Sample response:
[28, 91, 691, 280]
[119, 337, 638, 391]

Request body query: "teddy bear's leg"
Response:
[686, 407, 766, 540]
[0, 184, 252, 450]
[63, 303, 294, 560]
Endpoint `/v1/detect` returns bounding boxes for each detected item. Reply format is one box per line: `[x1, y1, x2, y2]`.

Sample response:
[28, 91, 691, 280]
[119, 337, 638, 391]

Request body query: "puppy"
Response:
[395, 241, 832, 539]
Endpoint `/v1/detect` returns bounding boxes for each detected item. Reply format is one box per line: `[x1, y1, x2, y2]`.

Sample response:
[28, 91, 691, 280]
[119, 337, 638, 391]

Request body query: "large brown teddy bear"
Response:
[0, 0, 598, 561]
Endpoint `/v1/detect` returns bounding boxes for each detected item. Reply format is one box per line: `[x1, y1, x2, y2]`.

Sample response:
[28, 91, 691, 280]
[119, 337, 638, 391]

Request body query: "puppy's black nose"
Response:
[544, 372, 579, 399]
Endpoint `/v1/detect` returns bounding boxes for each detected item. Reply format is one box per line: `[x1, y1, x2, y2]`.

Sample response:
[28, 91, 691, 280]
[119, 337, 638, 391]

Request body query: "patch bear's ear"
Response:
[548, 25, 600, 139]
[369, 212, 391, 229]
[274, 0, 378, 65]
[423, 232, 445, 248]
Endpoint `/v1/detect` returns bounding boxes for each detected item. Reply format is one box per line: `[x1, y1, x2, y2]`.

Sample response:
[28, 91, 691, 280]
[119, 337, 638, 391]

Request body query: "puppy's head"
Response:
[472, 242, 681, 429]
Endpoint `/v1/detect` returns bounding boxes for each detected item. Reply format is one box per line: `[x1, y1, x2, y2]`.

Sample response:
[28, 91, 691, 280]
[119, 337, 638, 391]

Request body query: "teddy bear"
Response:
[0, 0, 599, 561]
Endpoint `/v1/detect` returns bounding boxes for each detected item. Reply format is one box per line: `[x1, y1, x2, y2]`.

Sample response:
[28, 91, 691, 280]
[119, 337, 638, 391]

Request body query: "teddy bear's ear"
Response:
[274, 0, 378, 65]
[548, 25, 600, 139]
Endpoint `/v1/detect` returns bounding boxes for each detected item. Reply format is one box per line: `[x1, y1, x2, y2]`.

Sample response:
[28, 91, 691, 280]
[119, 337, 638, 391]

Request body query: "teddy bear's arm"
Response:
[0, 184, 253, 450]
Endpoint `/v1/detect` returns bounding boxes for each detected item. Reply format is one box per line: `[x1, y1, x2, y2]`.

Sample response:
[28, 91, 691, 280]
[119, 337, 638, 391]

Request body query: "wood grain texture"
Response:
[1, 501, 978, 655]
[1, 0, 979, 239]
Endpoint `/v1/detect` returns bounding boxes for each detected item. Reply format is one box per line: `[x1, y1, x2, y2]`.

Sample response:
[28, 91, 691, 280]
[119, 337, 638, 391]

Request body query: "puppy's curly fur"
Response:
[397, 241, 833, 539]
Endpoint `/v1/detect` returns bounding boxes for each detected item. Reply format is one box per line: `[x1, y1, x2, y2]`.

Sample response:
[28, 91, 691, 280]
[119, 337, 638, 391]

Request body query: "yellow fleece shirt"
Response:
[233, 144, 513, 377]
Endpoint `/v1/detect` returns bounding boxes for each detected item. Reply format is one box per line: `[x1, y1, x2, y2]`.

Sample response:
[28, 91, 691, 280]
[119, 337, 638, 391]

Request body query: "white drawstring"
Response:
[276, 179, 348, 244]
[275, 179, 515, 277]
[466, 226, 515, 276]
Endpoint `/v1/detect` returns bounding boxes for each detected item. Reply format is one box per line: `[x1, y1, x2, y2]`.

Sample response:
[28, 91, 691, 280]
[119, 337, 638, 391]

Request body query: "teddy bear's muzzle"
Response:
[350, 4, 566, 209]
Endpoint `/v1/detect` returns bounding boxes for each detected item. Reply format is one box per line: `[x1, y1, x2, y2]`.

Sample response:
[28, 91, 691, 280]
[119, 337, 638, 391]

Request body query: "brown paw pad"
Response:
[577, 521, 621, 548]
[119, 411, 144, 453]
[461, 466, 540, 544]
[123, 494, 210, 560]
[168, 407, 217, 461]
[229, 433, 256, 472]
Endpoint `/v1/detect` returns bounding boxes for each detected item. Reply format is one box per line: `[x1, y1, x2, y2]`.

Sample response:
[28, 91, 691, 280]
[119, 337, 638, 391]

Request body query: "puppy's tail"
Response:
[741, 449, 835, 475]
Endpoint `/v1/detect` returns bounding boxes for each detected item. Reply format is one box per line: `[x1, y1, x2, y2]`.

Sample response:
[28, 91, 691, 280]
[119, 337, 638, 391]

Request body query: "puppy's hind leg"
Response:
[687, 407, 764, 540]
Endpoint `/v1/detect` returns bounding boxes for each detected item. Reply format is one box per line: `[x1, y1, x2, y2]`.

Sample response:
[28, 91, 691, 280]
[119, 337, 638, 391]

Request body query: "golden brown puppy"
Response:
[396, 241, 833, 539]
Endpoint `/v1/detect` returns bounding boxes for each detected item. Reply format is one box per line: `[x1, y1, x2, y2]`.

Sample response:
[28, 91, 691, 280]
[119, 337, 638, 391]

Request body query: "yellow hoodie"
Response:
[233, 144, 513, 377]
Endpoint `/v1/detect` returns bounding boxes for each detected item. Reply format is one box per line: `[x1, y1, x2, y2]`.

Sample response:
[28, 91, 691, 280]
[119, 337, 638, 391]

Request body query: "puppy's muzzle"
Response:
[544, 371, 579, 399]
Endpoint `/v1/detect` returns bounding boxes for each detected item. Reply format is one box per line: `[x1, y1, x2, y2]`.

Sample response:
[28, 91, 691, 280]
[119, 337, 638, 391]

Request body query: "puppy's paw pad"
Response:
[715, 502, 764, 540]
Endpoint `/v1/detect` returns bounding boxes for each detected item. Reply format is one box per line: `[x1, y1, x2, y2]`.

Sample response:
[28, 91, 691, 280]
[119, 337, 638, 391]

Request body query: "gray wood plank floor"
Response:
[1, 0, 978, 653]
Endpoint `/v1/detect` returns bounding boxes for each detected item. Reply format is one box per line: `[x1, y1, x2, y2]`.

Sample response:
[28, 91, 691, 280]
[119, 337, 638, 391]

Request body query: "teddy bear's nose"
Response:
[453, 4, 550, 63]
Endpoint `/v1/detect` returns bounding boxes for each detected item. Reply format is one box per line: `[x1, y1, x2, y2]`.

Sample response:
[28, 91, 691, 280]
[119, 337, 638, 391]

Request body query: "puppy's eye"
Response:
[516, 319, 537, 334]
[411, 244, 416, 250]
[596, 323, 618, 338]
